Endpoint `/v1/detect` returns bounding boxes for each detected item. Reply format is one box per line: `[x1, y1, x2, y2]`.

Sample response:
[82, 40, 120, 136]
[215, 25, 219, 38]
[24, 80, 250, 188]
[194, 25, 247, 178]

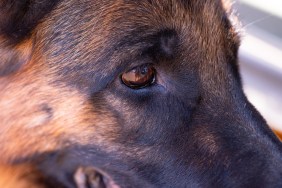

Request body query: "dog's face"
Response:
[0, 0, 282, 187]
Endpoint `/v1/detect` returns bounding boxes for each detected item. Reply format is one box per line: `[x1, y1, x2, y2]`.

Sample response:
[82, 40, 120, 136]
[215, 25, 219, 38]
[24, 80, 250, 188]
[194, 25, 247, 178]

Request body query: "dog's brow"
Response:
[115, 29, 178, 60]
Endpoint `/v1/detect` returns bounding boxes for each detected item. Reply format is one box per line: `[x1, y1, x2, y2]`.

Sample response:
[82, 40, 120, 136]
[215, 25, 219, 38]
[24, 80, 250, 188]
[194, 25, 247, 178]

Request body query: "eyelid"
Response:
[121, 53, 155, 71]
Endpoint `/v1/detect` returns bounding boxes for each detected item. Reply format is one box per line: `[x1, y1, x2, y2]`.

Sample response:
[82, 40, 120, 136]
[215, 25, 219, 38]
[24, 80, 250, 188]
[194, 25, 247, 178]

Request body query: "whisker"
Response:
[242, 15, 273, 29]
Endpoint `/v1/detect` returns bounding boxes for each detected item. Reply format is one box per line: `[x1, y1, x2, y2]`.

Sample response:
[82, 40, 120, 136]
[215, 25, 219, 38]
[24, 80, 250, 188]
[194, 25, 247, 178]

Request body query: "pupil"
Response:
[140, 67, 148, 75]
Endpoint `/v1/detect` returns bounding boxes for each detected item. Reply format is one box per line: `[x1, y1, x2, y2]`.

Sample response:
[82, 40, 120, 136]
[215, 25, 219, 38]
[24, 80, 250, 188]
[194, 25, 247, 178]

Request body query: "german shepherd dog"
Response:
[0, 0, 281, 187]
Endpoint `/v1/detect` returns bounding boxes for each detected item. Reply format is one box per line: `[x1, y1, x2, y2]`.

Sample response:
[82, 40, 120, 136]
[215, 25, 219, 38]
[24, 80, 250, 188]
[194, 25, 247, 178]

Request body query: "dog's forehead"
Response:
[44, 0, 231, 54]
[51, 0, 228, 30]
[35, 0, 237, 93]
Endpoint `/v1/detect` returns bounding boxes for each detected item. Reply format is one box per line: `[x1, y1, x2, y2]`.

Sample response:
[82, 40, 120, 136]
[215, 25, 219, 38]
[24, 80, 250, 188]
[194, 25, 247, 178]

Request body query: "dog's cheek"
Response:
[0, 67, 120, 163]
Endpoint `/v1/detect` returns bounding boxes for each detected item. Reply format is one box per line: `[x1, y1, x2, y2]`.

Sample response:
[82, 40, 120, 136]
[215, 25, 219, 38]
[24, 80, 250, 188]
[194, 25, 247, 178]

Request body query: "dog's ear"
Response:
[0, 0, 59, 44]
[74, 167, 120, 188]
[0, 0, 58, 76]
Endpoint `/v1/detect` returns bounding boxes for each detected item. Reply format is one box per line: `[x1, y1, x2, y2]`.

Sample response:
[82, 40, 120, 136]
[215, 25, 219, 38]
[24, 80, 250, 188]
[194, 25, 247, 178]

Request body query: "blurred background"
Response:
[235, 0, 282, 138]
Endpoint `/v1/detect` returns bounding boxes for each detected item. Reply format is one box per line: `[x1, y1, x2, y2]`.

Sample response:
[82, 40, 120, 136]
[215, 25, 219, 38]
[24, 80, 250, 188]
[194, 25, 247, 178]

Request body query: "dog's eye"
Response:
[121, 64, 156, 89]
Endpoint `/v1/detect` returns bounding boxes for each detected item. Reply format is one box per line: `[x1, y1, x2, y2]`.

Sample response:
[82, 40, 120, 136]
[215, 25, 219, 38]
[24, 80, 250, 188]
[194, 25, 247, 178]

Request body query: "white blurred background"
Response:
[236, 0, 282, 136]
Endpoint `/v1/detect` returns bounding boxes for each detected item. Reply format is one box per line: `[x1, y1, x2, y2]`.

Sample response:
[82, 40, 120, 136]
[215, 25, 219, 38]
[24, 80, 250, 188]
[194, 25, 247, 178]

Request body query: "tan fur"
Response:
[0, 42, 120, 162]
[0, 0, 281, 187]
[0, 164, 46, 188]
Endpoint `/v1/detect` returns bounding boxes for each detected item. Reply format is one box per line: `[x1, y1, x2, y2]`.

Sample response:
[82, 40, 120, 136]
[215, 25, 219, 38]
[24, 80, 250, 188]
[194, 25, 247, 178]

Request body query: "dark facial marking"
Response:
[40, 103, 54, 122]
[0, 49, 23, 76]
[153, 29, 179, 59]
[0, 0, 60, 44]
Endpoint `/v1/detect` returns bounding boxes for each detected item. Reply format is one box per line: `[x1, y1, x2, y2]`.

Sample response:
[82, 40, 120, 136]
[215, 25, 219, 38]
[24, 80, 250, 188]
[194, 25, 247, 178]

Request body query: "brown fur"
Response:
[0, 0, 281, 187]
[0, 164, 48, 188]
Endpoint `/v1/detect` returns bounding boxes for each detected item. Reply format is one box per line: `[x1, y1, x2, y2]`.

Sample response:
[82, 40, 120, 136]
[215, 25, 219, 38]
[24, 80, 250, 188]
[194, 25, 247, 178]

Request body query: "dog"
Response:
[0, 0, 282, 187]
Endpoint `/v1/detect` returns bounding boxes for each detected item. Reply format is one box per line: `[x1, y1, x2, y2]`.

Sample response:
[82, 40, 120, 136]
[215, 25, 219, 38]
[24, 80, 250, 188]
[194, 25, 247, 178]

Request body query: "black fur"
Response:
[0, 0, 59, 44]
[1, 0, 282, 188]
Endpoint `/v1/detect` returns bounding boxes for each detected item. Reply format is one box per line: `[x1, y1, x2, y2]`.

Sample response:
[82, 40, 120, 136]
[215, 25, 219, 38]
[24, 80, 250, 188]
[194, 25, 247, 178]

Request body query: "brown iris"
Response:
[121, 64, 156, 89]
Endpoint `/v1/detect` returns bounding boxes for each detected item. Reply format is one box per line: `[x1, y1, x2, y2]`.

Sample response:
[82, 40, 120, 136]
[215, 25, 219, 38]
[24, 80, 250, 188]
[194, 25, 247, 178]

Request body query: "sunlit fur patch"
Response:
[0, 59, 121, 163]
[193, 127, 220, 156]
